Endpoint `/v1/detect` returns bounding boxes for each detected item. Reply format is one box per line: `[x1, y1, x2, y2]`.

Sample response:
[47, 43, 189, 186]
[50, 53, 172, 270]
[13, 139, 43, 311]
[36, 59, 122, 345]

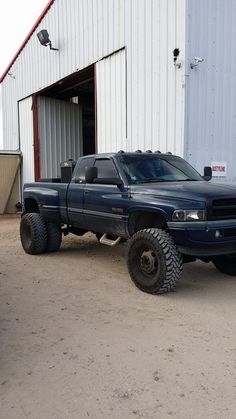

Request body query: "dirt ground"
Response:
[0, 216, 236, 419]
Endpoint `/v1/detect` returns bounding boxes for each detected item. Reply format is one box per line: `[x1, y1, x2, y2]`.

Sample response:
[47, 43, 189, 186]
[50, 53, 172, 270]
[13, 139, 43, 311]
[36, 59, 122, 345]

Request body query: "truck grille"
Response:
[211, 198, 236, 219]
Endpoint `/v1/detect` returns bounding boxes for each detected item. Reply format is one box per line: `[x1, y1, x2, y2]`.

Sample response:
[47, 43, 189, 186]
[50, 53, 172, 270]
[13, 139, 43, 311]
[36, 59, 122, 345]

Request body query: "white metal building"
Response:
[1, 0, 236, 187]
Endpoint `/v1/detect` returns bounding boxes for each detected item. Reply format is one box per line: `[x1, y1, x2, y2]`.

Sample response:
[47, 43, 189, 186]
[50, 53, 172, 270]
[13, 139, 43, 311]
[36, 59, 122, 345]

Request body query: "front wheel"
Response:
[127, 228, 183, 294]
[212, 255, 236, 275]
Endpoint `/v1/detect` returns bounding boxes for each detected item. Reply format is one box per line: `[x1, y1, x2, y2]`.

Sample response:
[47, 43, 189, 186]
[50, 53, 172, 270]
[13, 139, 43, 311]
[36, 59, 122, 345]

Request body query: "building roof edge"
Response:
[0, 0, 55, 83]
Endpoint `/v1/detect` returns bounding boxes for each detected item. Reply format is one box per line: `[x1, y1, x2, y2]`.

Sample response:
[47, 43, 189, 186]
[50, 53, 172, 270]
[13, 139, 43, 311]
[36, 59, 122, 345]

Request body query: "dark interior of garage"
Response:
[38, 64, 96, 156]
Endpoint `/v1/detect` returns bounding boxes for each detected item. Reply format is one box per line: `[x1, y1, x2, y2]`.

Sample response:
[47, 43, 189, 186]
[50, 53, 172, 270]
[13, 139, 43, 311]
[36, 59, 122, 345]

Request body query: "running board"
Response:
[99, 234, 121, 246]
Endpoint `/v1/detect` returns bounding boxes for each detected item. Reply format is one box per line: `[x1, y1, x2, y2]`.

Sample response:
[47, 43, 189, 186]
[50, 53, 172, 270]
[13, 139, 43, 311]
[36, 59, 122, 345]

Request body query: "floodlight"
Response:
[37, 30, 58, 50]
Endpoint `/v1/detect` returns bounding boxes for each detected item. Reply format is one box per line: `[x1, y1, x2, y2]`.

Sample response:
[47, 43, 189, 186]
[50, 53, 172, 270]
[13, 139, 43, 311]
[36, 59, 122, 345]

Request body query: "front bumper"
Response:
[167, 219, 236, 257]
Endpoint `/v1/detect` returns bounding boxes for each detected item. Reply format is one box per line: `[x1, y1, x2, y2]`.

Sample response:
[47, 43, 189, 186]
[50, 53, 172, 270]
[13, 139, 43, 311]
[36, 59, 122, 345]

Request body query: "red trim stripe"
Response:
[0, 0, 55, 83]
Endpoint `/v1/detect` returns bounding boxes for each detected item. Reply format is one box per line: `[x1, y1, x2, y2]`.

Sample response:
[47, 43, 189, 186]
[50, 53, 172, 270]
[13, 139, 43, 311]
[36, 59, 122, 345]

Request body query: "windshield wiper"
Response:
[135, 179, 166, 184]
[135, 178, 199, 183]
[178, 178, 198, 181]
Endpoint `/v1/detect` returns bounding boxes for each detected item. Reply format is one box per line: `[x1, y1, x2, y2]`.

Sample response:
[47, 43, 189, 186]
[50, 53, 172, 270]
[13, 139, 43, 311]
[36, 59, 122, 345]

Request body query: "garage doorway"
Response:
[34, 65, 96, 179]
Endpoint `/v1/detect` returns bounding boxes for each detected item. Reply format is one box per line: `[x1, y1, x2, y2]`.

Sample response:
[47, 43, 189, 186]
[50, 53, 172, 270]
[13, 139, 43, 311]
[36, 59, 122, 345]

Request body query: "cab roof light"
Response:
[155, 150, 161, 153]
[167, 152, 172, 154]
[145, 150, 152, 153]
[135, 150, 142, 153]
[118, 150, 125, 153]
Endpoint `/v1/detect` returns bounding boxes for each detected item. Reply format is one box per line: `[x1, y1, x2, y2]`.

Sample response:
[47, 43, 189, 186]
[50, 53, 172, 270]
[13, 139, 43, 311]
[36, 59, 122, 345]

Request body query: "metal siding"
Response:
[186, 0, 236, 181]
[18, 97, 35, 185]
[0, 86, 3, 148]
[38, 96, 83, 178]
[96, 49, 126, 152]
[0, 155, 21, 214]
[125, 0, 186, 154]
[2, 0, 186, 161]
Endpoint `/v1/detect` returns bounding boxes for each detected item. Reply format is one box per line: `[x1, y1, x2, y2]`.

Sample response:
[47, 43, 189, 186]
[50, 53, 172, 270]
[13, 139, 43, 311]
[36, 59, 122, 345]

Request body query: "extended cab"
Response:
[20, 152, 236, 294]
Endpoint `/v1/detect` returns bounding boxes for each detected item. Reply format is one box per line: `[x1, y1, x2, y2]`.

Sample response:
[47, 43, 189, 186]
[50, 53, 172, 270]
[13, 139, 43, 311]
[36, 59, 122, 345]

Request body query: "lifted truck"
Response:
[20, 151, 236, 294]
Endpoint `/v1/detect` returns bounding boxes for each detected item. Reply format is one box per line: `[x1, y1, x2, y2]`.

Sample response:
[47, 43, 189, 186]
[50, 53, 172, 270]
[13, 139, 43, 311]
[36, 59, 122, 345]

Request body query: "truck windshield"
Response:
[118, 154, 203, 184]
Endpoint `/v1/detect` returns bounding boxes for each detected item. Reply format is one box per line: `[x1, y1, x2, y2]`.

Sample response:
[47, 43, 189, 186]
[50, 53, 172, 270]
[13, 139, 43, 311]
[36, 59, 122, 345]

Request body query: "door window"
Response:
[94, 159, 119, 178]
[74, 157, 94, 183]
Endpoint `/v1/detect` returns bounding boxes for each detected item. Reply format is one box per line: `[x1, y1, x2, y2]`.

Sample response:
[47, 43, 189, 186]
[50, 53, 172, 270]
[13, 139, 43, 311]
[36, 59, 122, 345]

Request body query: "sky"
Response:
[0, 0, 49, 148]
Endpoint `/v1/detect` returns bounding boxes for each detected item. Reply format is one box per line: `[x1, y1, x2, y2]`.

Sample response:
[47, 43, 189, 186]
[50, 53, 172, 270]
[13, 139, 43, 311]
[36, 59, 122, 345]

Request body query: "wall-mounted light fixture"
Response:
[7, 72, 15, 79]
[37, 29, 58, 51]
[173, 48, 181, 69]
[190, 57, 204, 69]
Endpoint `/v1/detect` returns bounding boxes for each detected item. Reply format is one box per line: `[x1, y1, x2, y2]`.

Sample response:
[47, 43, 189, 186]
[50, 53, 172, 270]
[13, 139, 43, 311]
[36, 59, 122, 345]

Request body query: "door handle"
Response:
[84, 190, 89, 195]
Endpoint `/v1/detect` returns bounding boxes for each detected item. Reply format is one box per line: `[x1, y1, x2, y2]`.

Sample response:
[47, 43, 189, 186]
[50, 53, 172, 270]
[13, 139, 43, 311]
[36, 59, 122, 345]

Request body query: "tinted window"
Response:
[75, 157, 94, 183]
[94, 159, 119, 178]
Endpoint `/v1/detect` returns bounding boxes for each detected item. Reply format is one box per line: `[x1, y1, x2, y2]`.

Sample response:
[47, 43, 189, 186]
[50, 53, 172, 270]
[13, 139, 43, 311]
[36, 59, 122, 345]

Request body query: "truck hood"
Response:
[130, 181, 236, 202]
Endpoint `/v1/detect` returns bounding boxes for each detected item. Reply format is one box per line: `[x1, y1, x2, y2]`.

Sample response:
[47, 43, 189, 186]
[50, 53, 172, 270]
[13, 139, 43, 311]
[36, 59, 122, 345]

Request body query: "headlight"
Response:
[172, 209, 206, 221]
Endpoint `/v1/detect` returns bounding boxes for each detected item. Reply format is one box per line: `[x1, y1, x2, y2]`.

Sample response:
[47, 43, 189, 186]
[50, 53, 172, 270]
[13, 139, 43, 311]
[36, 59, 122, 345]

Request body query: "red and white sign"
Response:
[211, 162, 227, 177]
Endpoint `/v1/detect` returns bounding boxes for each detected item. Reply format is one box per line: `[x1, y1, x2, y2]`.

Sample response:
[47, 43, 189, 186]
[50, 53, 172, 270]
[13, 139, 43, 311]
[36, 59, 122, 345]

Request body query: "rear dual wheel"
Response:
[212, 255, 236, 276]
[20, 213, 61, 255]
[47, 221, 62, 252]
[127, 228, 183, 294]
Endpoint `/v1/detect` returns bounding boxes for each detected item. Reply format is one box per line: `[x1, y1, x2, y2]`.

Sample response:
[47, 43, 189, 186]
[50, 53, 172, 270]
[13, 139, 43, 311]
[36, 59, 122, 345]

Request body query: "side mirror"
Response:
[203, 166, 212, 181]
[85, 166, 98, 183]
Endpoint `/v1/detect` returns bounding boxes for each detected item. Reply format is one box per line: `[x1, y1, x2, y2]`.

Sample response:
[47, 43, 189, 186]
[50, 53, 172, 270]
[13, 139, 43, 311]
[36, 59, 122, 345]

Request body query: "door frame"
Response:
[32, 95, 40, 180]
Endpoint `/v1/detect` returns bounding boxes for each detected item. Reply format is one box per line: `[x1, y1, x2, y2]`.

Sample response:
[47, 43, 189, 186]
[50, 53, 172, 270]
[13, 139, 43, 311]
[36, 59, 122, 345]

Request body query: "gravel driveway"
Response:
[0, 216, 236, 419]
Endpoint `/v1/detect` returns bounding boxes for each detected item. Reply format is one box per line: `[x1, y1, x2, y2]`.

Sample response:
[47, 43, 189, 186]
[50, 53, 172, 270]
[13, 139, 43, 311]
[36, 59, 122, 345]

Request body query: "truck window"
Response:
[94, 159, 119, 178]
[75, 157, 94, 183]
[118, 155, 202, 183]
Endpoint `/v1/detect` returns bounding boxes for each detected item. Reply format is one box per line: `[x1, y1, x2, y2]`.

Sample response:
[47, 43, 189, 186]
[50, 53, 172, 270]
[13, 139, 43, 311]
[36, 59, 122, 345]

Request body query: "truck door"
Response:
[83, 158, 129, 236]
[67, 157, 94, 227]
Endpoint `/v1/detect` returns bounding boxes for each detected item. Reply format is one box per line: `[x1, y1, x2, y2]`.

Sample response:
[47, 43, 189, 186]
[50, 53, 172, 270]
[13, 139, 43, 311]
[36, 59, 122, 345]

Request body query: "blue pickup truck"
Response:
[20, 151, 236, 294]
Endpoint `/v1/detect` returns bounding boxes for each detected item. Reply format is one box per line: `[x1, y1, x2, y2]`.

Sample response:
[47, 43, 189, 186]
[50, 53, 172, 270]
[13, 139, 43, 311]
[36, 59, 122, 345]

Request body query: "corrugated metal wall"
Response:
[18, 96, 35, 185]
[0, 154, 21, 214]
[38, 96, 83, 178]
[125, 0, 186, 154]
[96, 49, 127, 152]
[185, 0, 236, 181]
[2, 0, 186, 160]
[0, 86, 3, 148]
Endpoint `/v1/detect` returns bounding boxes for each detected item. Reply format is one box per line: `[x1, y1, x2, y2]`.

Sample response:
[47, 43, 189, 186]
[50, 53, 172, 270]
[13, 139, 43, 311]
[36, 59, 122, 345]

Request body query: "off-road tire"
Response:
[20, 213, 48, 255]
[46, 221, 62, 252]
[212, 255, 236, 276]
[127, 228, 183, 294]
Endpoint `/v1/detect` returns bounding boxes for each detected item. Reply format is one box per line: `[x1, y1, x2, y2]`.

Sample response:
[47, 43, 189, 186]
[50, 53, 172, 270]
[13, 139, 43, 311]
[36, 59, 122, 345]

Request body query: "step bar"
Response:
[99, 234, 121, 246]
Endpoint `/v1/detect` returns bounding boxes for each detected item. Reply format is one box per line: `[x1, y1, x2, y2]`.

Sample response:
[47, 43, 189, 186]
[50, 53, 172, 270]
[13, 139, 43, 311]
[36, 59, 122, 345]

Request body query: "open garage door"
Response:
[19, 96, 35, 185]
[37, 96, 83, 179]
[96, 49, 127, 152]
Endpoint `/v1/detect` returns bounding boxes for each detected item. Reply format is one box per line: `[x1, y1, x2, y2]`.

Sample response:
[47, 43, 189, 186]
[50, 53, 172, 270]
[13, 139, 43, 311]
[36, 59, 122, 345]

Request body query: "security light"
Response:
[173, 48, 181, 68]
[173, 48, 180, 62]
[37, 29, 58, 50]
[190, 57, 204, 69]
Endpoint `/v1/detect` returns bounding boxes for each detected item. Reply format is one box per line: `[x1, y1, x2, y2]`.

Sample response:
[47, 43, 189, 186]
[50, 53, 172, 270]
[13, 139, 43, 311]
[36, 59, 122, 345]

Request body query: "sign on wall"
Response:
[211, 162, 227, 177]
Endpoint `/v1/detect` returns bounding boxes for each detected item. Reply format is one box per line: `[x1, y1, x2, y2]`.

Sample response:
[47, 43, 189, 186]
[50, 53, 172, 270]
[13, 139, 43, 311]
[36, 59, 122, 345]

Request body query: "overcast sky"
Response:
[0, 0, 49, 75]
[0, 0, 48, 147]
